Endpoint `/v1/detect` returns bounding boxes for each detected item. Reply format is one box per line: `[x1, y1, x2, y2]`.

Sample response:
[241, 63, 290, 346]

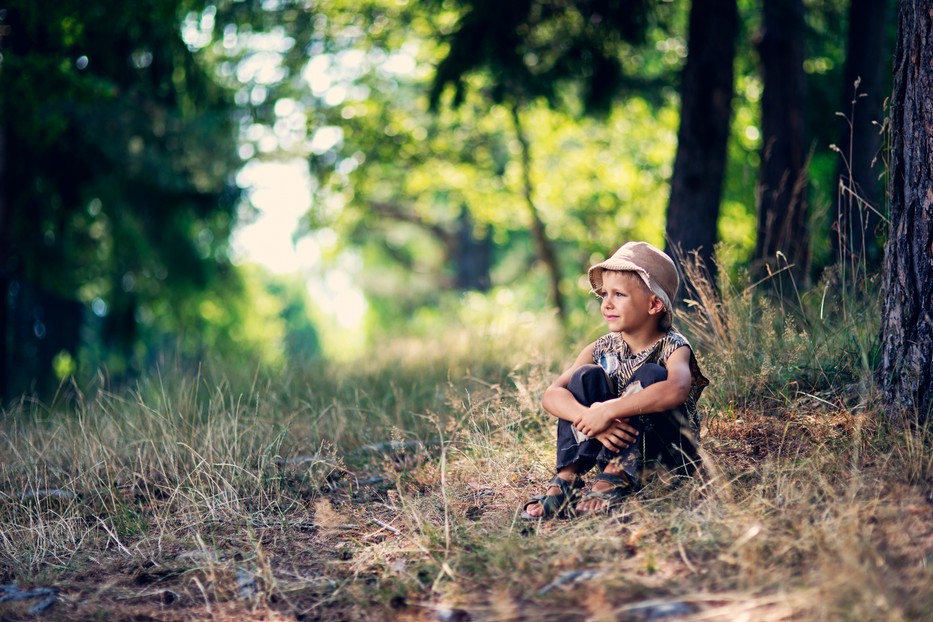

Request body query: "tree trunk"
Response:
[510, 104, 566, 322]
[369, 200, 492, 292]
[833, 0, 892, 274]
[0, 107, 7, 400]
[879, 0, 933, 424]
[754, 0, 810, 279]
[453, 206, 492, 291]
[665, 0, 738, 286]
[0, 19, 9, 399]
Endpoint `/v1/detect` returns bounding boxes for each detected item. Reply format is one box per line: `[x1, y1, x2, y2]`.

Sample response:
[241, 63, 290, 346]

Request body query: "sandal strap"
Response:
[548, 475, 582, 495]
[593, 472, 637, 489]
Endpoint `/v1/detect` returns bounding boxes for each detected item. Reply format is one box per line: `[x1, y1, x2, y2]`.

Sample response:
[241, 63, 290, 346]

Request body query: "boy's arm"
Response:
[540, 343, 598, 424]
[575, 346, 693, 437]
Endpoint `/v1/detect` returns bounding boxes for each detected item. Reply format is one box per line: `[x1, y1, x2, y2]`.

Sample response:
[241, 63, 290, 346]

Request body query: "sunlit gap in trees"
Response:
[195, 12, 424, 350]
[207, 7, 420, 342]
[231, 159, 368, 337]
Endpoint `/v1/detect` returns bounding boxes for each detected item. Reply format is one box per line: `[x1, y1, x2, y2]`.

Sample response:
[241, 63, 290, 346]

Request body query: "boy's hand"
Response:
[594, 420, 639, 451]
[575, 402, 622, 437]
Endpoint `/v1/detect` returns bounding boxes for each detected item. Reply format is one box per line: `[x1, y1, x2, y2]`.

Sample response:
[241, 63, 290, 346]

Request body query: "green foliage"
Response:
[718, 74, 763, 269]
[1, 0, 248, 392]
[4, 0, 239, 290]
[425, 0, 669, 113]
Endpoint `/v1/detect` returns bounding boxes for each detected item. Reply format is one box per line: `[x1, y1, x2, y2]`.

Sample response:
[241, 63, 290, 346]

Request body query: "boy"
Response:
[522, 241, 708, 518]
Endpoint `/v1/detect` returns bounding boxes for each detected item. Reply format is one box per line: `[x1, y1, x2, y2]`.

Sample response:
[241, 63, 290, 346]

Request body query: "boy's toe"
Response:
[523, 501, 543, 517]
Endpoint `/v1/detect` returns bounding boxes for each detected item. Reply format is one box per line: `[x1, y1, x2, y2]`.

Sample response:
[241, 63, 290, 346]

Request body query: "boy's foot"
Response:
[577, 470, 639, 514]
[520, 475, 582, 519]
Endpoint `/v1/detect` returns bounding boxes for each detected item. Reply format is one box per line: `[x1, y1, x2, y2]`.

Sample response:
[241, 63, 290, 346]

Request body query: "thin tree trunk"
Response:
[510, 104, 566, 322]
[833, 0, 892, 274]
[665, 0, 738, 288]
[453, 206, 491, 291]
[755, 0, 809, 279]
[879, 0, 933, 424]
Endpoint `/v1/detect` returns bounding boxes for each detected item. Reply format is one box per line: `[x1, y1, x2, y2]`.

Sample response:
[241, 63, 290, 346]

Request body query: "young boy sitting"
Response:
[522, 241, 708, 518]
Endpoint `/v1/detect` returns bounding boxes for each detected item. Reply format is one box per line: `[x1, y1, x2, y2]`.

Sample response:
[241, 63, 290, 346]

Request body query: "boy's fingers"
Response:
[603, 432, 629, 450]
[610, 424, 636, 443]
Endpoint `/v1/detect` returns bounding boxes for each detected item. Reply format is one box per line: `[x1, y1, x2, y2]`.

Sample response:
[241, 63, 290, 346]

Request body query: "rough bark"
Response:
[510, 104, 566, 322]
[879, 0, 933, 423]
[754, 0, 810, 279]
[0, 106, 7, 400]
[0, 21, 8, 400]
[833, 0, 892, 272]
[665, 0, 738, 285]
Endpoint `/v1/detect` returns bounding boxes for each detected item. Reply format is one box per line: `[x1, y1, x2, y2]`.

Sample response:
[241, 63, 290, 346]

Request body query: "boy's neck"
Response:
[618, 326, 666, 354]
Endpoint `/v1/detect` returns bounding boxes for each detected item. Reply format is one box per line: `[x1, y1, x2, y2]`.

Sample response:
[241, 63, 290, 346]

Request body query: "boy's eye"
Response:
[594, 290, 605, 300]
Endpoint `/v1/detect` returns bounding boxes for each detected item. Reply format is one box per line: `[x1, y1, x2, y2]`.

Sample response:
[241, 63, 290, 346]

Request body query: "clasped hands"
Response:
[573, 401, 639, 451]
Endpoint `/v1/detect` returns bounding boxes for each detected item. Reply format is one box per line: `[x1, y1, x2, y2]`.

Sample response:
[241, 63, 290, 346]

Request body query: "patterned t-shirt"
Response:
[591, 328, 709, 439]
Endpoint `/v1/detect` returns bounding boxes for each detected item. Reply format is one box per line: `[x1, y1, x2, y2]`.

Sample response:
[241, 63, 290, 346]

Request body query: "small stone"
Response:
[19, 489, 77, 501]
[538, 569, 601, 594]
[632, 600, 697, 621]
[435, 606, 470, 621]
[176, 550, 220, 563]
[236, 567, 258, 600]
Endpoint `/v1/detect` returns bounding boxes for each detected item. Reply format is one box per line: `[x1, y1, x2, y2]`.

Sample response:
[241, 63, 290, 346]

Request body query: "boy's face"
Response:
[596, 271, 660, 334]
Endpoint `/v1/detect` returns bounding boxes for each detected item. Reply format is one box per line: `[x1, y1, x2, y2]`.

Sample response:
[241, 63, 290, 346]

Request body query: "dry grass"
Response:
[1, 281, 932, 621]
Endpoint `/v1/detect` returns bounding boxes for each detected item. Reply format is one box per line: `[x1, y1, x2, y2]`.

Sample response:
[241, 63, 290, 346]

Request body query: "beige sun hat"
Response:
[587, 241, 679, 330]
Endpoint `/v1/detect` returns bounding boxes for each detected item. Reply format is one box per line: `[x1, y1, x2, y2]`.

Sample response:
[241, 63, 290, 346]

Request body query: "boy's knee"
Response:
[568, 364, 614, 405]
[571, 364, 606, 384]
[630, 363, 667, 388]
[571, 364, 612, 394]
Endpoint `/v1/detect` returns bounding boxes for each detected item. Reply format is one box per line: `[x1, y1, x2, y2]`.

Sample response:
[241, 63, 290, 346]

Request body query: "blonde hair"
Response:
[595, 269, 652, 297]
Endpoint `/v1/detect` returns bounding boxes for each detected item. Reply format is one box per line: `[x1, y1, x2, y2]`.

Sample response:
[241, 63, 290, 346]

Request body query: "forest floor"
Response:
[2, 370, 932, 621]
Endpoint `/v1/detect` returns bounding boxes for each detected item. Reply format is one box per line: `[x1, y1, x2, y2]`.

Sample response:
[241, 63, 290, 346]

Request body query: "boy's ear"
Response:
[648, 295, 666, 316]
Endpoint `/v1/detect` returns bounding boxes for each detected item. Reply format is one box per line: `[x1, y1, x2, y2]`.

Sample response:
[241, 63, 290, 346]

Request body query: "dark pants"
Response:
[555, 364, 700, 480]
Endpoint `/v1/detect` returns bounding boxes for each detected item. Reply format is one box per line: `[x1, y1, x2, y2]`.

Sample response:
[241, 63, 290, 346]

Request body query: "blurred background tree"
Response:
[0, 0, 897, 400]
[1, 0, 239, 395]
[665, 0, 738, 284]
[0, 0, 319, 397]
